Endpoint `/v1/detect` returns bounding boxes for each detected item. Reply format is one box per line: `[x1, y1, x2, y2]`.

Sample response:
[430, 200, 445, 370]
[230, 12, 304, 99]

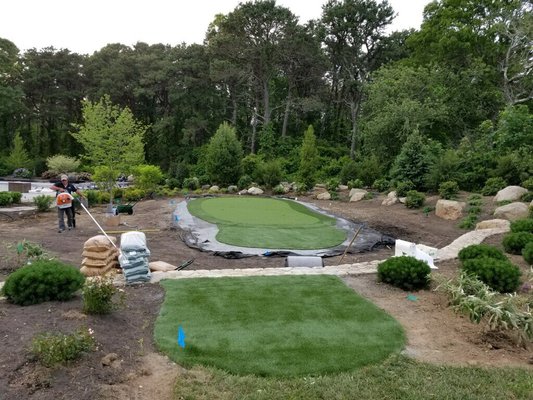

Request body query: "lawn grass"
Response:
[171, 356, 533, 400]
[186, 197, 346, 249]
[155, 275, 405, 377]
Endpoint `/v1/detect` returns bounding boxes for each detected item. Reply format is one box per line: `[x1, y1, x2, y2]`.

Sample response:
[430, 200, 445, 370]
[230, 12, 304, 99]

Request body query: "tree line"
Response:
[0, 0, 531, 193]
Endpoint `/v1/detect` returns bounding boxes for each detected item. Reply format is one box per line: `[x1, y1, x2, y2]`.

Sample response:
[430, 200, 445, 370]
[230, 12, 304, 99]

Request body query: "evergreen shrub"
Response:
[85, 190, 98, 206]
[326, 178, 341, 192]
[502, 232, 533, 255]
[372, 178, 390, 192]
[2, 260, 85, 305]
[458, 244, 507, 262]
[97, 190, 111, 204]
[348, 179, 364, 189]
[272, 184, 285, 195]
[438, 181, 459, 199]
[522, 177, 533, 191]
[123, 187, 145, 202]
[395, 181, 415, 197]
[237, 175, 252, 190]
[405, 190, 425, 209]
[377, 256, 431, 290]
[33, 194, 53, 212]
[183, 177, 200, 190]
[458, 215, 478, 230]
[510, 218, 533, 234]
[481, 177, 507, 196]
[523, 242, 533, 264]
[521, 192, 533, 202]
[339, 160, 358, 184]
[10, 191, 22, 203]
[461, 257, 521, 293]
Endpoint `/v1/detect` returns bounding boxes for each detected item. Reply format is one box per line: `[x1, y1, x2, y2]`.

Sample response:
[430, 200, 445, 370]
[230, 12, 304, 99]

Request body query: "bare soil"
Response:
[0, 192, 532, 400]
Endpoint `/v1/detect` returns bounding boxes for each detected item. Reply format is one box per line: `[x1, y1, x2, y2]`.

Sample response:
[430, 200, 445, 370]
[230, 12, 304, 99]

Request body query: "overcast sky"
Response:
[1, 0, 431, 55]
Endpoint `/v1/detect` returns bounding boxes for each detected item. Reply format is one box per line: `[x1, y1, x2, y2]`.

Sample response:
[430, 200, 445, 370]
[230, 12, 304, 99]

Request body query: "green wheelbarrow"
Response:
[115, 201, 139, 215]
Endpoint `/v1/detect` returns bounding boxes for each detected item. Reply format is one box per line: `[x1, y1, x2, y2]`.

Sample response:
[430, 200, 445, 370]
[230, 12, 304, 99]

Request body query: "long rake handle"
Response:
[337, 224, 364, 266]
[78, 201, 119, 249]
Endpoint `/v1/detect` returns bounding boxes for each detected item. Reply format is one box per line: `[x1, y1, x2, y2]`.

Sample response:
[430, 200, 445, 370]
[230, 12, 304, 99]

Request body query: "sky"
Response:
[1, 0, 431, 55]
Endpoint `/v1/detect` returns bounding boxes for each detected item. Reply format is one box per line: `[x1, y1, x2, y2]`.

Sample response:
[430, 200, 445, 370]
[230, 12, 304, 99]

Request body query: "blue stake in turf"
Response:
[177, 325, 186, 348]
[406, 294, 418, 302]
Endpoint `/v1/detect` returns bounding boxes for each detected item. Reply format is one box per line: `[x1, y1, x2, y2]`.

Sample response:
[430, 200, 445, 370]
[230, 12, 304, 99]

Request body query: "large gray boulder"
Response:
[494, 186, 528, 202]
[349, 189, 367, 202]
[475, 219, 510, 231]
[382, 191, 398, 206]
[435, 199, 466, 220]
[316, 191, 331, 200]
[493, 202, 529, 221]
[247, 187, 264, 195]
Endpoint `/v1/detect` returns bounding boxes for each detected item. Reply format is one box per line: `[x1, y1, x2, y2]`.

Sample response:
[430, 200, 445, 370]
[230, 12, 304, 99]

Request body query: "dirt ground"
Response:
[0, 192, 532, 400]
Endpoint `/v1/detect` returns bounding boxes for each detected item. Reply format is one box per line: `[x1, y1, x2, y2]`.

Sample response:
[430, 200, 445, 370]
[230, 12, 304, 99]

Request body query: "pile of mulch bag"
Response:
[80, 235, 120, 276]
[118, 231, 151, 284]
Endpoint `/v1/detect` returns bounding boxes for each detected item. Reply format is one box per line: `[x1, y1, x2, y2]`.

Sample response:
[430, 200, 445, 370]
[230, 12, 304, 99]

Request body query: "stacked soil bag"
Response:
[80, 235, 119, 276]
[118, 231, 151, 284]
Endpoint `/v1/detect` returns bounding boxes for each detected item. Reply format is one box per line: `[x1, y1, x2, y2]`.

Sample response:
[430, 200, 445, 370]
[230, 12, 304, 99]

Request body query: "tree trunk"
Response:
[262, 79, 271, 126]
[281, 92, 291, 138]
[349, 100, 360, 160]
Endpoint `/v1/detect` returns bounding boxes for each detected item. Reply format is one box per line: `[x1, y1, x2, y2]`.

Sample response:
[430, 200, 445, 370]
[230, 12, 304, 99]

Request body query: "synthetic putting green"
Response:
[187, 197, 346, 249]
[154, 275, 405, 377]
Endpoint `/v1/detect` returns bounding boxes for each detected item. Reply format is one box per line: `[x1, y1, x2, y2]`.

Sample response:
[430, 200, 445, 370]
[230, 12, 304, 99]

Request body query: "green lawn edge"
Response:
[154, 275, 405, 377]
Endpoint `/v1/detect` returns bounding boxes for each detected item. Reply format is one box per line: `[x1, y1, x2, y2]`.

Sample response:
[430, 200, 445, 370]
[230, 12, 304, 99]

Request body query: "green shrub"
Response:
[46, 154, 80, 174]
[183, 177, 200, 190]
[377, 256, 431, 291]
[467, 193, 483, 205]
[33, 194, 53, 212]
[2, 259, 85, 305]
[458, 244, 508, 262]
[123, 187, 145, 202]
[293, 182, 308, 195]
[523, 242, 533, 264]
[502, 232, 533, 255]
[458, 215, 478, 230]
[133, 164, 164, 192]
[97, 190, 111, 204]
[13, 168, 32, 178]
[82, 276, 124, 315]
[31, 327, 95, 367]
[372, 178, 389, 192]
[405, 190, 425, 209]
[461, 257, 521, 293]
[298, 125, 319, 189]
[258, 159, 283, 188]
[438, 181, 459, 200]
[238, 174, 252, 190]
[0, 192, 13, 206]
[85, 190, 99, 206]
[111, 187, 123, 199]
[165, 177, 180, 190]
[326, 178, 341, 192]
[481, 177, 506, 196]
[10, 191, 22, 203]
[348, 178, 364, 189]
[205, 122, 243, 186]
[522, 177, 533, 191]
[395, 180, 415, 197]
[468, 205, 482, 215]
[339, 160, 358, 184]
[521, 191, 533, 202]
[272, 184, 285, 195]
[510, 218, 533, 233]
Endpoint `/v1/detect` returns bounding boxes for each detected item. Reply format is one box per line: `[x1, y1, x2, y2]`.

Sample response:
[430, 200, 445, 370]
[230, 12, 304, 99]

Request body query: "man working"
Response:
[50, 174, 84, 233]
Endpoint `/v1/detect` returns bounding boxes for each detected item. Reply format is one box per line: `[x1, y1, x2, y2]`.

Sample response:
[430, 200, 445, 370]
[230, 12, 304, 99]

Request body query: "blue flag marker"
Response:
[177, 325, 186, 348]
[407, 294, 418, 302]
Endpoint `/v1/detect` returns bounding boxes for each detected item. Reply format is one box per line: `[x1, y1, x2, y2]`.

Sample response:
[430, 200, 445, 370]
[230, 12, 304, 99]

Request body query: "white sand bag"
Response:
[120, 231, 147, 251]
[149, 261, 177, 272]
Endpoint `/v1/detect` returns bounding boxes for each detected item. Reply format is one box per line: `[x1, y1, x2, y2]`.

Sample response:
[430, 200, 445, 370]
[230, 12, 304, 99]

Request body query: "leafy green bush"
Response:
[205, 122, 243, 186]
[502, 232, 533, 255]
[438, 181, 459, 200]
[458, 244, 508, 262]
[10, 191, 22, 203]
[2, 260, 85, 305]
[31, 327, 95, 367]
[467, 193, 483, 205]
[237, 174, 252, 190]
[82, 276, 124, 315]
[33, 194, 53, 212]
[395, 180, 415, 197]
[405, 190, 425, 209]
[85, 190, 99, 206]
[468, 205, 482, 215]
[510, 218, 533, 234]
[0, 192, 12, 206]
[183, 177, 200, 190]
[523, 242, 533, 265]
[326, 178, 341, 192]
[97, 190, 111, 204]
[481, 177, 506, 196]
[377, 256, 431, 290]
[348, 179, 364, 189]
[461, 257, 521, 293]
[458, 215, 478, 230]
[258, 159, 283, 188]
[372, 178, 390, 192]
[521, 191, 533, 202]
[46, 154, 80, 174]
[13, 168, 32, 178]
[272, 184, 285, 195]
[293, 182, 308, 195]
[133, 164, 164, 192]
[123, 187, 145, 202]
[522, 177, 533, 191]
[339, 160, 358, 184]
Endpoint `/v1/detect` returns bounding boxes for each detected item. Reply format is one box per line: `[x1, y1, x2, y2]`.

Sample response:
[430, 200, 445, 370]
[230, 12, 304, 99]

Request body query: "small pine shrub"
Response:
[521, 191, 533, 202]
[438, 181, 459, 200]
[481, 177, 506, 196]
[348, 178, 364, 189]
[293, 182, 308, 195]
[2, 260, 85, 305]
[372, 178, 390, 192]
[272, 184, 285, 195]
[0, 192, 12, 206]
[395, 181, 415, 197]
[458, 244, 508, 262]
[326, 178, 341, 192]
[237, 175, 252, 190]
[510, 218, 533, 234]
[31, 327, 95, 367]
[10, 192, 22, 204]
[468, 205, 482, 215]
[467, 194, 483, 206]
[377, 256, 431, 290]
[521, 177, 533, 191]
[523, 242, 533, 264]
[461, 257, 521, 293]
[33, 195, 53, 212]
[183, 177, 200, 190]
[458, 215, 478, 230]
[405, 190, 425, 209]
[502, 232, 533, 255]
[85, 190, 99, 206]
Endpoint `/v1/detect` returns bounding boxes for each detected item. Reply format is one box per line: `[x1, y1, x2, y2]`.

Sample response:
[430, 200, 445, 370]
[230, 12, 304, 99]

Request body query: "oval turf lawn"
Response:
[187, 197, 346, 249]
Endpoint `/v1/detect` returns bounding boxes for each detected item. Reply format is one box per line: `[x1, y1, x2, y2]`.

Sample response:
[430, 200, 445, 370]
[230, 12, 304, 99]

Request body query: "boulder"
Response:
[227, 185, 238, 193]
[435, 199, 466, 220]
[349, 189, 367, 202]
[238, 189, 248, 195]
[316, 191, 331, 200]
[208, 185, 220, 193]
[475, 219, 511, 231]
[493, 202, 530, 221]
[247, 187, 264, 195]
[382, 191, 398, 206]
[494, 186, 528, 202]
[338, 185, 349, 191]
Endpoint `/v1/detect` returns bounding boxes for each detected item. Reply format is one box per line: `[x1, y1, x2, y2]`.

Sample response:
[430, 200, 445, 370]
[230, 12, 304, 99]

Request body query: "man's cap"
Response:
[61, 174, 68, 180]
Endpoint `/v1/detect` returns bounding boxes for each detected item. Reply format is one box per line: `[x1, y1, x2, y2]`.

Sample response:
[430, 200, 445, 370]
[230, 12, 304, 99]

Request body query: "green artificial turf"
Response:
[155, 275, 405, 377]
[187, 197, 346, 249]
